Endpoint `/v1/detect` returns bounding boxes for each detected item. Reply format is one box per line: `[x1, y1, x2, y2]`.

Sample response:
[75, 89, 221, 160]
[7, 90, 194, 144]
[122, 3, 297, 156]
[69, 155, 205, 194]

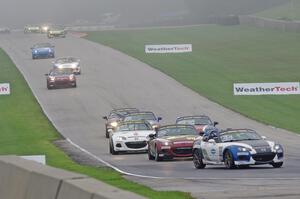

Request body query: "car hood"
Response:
[113, 130, 155, 138]
[237, 139, 270, 148]
[159, 135, 197, 143]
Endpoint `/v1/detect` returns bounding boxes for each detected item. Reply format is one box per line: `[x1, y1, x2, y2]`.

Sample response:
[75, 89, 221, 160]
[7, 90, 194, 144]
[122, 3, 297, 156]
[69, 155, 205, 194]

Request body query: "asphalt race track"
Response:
[1, 32, 300, 198]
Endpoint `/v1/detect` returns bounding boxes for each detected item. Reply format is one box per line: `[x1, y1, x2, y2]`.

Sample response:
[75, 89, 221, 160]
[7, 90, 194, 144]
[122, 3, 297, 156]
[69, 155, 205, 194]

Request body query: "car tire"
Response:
[271, 162, 283, 168]
[193, 149, 206, 169]
[224, 150, 236, 169]
[73, 83, 77, 88]
[154, 146, 162, 161]
[148, 148, 154, 160]
[105, 129, 110, 139]
[109, 140, 118, 155]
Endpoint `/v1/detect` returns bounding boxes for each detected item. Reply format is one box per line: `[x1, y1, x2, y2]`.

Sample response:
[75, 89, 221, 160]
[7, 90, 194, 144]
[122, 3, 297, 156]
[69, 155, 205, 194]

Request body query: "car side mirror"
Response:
[208, 139, 216, 144]
[148, 134, 155, 139]
[213, 122, 219, 126]
[157, 117, 162, 121]
[261, 136, 266, 140]
[102, 116, 108, 120]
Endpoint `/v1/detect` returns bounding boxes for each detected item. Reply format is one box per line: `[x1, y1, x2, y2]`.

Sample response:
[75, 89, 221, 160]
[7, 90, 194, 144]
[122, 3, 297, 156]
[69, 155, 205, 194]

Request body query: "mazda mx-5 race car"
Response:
[45, 68, 76, 89]
[109, 120, 155, 154]
[24, 25, 41, 33]
[53, 57, 81, 75]
[31, 43, 55, 59]
[47, 25, 66, 38]
[123, 111, 162, 130]
[192, 128, 284, 169]
[103, 108, 139, 138]
[148, 124, 200, 161]
[176, 115, 218, 135]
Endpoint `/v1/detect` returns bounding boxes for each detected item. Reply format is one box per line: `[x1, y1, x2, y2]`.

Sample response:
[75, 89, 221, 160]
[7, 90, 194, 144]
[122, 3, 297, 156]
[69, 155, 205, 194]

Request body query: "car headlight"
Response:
[274, 144, 283, 153]
[110, 122, 118, 127]
[69, 74, 75, 80]
[34, 50, 38, 53]
[238, 147, 251, 152]
[162, 141, 171, 146]
[116, 136, 126, 141]
[48, 49, 52, 53]
[152, 124, 159, 129]
[49, 76, 55, 81]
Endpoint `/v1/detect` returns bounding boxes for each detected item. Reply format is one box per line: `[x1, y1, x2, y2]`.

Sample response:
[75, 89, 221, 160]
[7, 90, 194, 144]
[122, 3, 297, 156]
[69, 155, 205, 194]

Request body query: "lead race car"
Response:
[192, 128, 284, 169]
[109, 120, 155, 154]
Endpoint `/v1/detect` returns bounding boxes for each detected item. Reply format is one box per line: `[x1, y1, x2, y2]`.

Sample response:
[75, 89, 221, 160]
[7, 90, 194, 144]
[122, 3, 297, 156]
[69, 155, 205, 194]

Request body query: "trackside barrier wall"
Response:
[239, 15, 300, 33]
[0, 156, 146, 199]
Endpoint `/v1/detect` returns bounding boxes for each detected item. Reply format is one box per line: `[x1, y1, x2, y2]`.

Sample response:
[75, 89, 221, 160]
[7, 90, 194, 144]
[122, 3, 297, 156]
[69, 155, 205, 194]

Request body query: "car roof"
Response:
[176, 115, 211, 121]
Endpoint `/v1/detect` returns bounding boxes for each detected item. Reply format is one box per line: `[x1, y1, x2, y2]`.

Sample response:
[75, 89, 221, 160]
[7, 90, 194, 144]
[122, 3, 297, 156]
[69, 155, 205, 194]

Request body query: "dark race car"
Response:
[123, 111, 162, 130]
[192, 128, 284, 169]
[45, 68, 76, 89]
[47, 25, 66, 38]
[103, 108, 139, 138]
[31, 43, 55, 59]
[176, 115, 218, 135]
[148, 124, 199, 161]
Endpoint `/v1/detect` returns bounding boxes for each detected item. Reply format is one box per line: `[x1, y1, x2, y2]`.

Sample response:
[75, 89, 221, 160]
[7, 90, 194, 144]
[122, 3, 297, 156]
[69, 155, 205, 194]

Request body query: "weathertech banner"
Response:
[234, 82, 300, 95]
[0, 83, 10, 95]
[145, 44, 192, 53]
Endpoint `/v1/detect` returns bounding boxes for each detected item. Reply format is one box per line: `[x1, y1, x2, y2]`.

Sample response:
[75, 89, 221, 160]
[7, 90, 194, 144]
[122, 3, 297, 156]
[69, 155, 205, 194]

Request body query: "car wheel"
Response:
[271, 162, 283, 168]
[109, 140, 118, 155]
[105, 128, 110, 139]
[73, 83, 77, 88]
[148, 148, 154, 160]
[193, 149, 206, 169]
[224, 150, 236, 169]
[154, 146, 162, 161]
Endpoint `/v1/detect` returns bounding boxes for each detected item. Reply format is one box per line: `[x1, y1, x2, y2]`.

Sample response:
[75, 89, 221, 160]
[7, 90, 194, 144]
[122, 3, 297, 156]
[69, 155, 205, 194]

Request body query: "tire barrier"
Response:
[0, 155, 146, 199]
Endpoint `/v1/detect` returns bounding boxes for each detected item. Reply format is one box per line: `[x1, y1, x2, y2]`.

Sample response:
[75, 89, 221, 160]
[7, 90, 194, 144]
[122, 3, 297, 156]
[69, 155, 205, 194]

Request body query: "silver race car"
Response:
[52, 57, 81, 75]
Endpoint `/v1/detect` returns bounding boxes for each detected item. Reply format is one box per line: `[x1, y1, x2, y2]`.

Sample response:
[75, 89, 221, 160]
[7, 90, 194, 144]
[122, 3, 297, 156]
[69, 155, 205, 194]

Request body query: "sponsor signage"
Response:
[0, 83, 10, 95]
[145, 44, 192, 53]
[234, 82, 300, 95]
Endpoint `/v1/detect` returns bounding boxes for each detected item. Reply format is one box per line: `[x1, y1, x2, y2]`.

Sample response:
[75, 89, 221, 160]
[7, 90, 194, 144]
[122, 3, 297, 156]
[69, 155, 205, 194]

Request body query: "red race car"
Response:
[176, 115, 218, 135]
[148, 124, 200, 161]
[45, 68, 76, 89]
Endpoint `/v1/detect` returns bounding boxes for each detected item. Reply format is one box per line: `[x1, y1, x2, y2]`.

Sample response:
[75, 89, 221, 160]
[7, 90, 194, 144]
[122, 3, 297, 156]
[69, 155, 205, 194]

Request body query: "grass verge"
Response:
[85, 25, 300, 134]
[0, 48, 193, 199]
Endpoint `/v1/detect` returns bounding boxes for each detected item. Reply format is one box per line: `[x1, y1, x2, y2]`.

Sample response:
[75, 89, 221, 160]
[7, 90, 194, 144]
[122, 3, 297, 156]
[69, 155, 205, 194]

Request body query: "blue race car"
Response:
[31, 43, 55, 59]
[192, 128, 284, 169]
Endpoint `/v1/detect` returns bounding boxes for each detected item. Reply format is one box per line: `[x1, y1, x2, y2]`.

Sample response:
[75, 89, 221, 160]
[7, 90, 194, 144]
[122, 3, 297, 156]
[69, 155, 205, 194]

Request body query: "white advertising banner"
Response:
[234, 82, 300, 95]
[0, 83, 10, 95]
[145, 44, 192, 53]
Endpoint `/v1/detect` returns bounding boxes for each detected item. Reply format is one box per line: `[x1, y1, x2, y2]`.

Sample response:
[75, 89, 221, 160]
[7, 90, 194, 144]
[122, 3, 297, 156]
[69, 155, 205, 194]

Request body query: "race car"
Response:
[45, 68, 76, 89]
[148, 124, 199, 161]
[123, 111, 162, 130]
[24, 25, 41, 33]
[53, 57, 81, 75]
[176, 115, 218, 135]
[192, 128, 284, 169]
[103, 108, 139, 138]
[0, 27, 10, 34]
[47, 25, 66, 38]
[31, 43, 55, 59]
[109, 120, 155, 154]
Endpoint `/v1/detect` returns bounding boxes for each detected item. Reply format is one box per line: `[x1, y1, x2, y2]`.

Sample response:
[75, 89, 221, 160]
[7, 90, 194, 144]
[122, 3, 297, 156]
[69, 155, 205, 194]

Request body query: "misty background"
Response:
[0, 0, 286, 28]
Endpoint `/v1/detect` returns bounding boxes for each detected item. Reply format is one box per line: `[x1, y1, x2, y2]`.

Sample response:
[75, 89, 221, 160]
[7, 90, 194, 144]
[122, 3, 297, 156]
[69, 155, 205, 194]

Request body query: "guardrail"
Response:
[239, 15, 300, 32]
[0, 155, 146, 199]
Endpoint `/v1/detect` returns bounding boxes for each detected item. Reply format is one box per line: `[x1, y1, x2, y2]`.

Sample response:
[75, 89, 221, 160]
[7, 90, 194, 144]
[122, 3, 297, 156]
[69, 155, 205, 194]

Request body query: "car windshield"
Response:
[34, 43, 52, 48]
[177, 117, 212, 125]
[56, 57, 77, 64]
[51, 25, 64, 30]
[220, 130, 262, 142]
[116, 123, 152, 132]
[50, 69, 73, 75]
[124, 113, 156, 121]
[158, 126, 198, 137]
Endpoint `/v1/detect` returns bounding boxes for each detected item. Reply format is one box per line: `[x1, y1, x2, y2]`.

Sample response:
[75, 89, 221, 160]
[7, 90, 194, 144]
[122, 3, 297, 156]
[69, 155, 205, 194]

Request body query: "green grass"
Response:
[0, 48, 192, 199]
[85, 25, 300, 134]
[256, 0, 300, 20]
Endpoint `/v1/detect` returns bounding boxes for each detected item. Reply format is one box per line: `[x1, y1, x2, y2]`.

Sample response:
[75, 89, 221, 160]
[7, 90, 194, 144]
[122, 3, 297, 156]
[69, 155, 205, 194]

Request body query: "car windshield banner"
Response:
[145, 44, 192, 53]
[234, 82, 300, 95]
[0, 83, 10, 95]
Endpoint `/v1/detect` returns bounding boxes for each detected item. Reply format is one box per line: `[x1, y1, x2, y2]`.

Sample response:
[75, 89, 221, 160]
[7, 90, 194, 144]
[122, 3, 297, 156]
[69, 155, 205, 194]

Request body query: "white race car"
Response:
[109, 120, 155, 154]
[53, 57, 81, 75]
[192, 128, 284, 169]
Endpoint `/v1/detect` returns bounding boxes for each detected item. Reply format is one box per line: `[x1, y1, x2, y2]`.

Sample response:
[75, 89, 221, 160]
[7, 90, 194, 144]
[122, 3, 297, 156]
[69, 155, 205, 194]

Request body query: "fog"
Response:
[0, 0, 286, 28]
